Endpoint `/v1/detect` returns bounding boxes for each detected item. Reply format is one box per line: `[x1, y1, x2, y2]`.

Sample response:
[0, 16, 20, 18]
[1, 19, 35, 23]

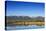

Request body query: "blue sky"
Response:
[6, 1, 44, 17]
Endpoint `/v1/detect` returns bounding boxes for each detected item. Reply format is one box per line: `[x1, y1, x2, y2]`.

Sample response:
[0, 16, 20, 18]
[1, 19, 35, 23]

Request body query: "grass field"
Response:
[7, 21, 44, 26]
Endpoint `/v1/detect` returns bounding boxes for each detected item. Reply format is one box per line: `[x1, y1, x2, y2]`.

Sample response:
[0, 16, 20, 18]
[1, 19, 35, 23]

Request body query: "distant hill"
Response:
[6, 16, 44, 22]
[6, 16, 31, 20]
